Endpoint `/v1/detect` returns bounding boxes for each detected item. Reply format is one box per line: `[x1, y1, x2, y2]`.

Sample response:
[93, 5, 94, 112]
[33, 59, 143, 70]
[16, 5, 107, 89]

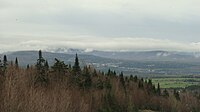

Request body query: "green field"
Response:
[152, 78, 200, 88]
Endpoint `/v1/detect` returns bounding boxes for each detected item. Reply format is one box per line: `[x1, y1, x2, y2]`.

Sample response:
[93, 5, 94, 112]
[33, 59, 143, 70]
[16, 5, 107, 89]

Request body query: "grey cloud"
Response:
[1, 37, 200, 53]
[0, 0, 200, 52]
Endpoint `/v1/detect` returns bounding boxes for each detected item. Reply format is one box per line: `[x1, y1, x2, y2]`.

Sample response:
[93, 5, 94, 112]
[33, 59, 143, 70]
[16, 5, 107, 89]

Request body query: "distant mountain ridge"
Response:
[44, 48, 200, 62]
[1, 49, 200, 76]
[1, 51, 111, 67]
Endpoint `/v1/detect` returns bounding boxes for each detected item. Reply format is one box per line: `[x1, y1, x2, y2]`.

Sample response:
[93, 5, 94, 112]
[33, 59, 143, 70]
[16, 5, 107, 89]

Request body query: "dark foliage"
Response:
[72, 53, 81, 74]
[34, 50, 49, 86]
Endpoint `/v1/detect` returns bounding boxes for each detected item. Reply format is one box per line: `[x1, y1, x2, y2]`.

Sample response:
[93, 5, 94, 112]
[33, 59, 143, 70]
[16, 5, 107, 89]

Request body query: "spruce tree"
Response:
[82, 66, 92, 89]
[15, 57, 19, 68]
[148, 79, 152, 86]
[107, 69, 111, 76]
[157, 83, 161, 96]
[0, 55, 8, 74]
[44, 60, 49, 70]
[141, 78, 144, 82]
[119, 72, 125, 87]
[147, 79, 155, 95]
[27, 64, 30, 69]
[51, 58, 68, 81]
[0, 58, 4, 76]
[35, 50, 49, 86]
[152, 85, 156, 94]
[113, 71, 116, 76]
[39, 50, 42, 59]
[72, 53, 81, 74]
[3, 55, 8, 68]
[134, 75, 138, 82]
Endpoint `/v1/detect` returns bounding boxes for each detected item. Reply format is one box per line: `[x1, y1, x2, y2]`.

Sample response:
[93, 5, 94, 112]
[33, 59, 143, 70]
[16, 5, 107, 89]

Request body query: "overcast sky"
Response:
[1, 0, 200, 52]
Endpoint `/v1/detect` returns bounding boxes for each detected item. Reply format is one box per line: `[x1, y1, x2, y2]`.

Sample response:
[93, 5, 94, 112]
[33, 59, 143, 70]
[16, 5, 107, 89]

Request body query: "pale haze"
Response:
[1, 0, 200, 52]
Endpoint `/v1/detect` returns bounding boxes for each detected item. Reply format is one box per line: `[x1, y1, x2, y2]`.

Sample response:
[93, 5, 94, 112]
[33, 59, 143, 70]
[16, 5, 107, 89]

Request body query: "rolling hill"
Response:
[1, 50, 200, 77]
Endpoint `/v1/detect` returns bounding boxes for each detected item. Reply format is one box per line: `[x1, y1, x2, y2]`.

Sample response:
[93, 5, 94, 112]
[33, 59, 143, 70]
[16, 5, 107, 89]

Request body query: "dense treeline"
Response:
[0, 51, 199, 112]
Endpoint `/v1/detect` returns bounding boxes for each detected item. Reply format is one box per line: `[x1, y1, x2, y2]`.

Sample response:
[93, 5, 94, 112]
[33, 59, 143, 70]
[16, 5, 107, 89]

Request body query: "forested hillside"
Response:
[0, 51, 199, 112]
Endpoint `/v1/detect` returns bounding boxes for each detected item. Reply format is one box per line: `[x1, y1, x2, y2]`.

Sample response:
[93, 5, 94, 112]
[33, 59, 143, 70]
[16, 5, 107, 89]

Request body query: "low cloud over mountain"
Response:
[1, 37, 200, 53]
